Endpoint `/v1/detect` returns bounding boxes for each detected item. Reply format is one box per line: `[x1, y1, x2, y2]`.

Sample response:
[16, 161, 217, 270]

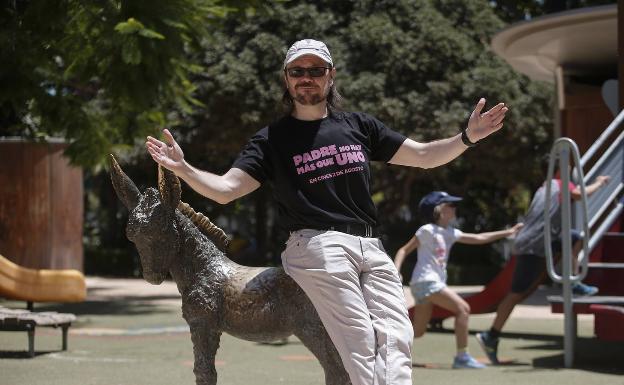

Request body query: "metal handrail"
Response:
[588, 184, 623, 230]
[579, 108, 624, 167]
[589, 200, 624, 251]
[584, 130, 624, 183]
[544, 137, 589, 369]
[545, 138, 590, 282]
[573, 114, 624, 260]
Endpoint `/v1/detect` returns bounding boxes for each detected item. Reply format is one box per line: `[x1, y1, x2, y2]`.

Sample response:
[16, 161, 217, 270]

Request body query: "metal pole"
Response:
[559, 148, 575, 368]
[545, 138, 589, 368]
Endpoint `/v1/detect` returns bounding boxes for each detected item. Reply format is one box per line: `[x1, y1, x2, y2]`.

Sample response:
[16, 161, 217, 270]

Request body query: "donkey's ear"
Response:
[109, 154, 141, 210]
[158, 165, 181, 212]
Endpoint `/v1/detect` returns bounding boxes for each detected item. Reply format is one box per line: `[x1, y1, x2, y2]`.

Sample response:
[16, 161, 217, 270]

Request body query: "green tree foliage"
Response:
[0, 0, 253, 167]
[175, 0, 555, 275]
[0, 0, 261, 275]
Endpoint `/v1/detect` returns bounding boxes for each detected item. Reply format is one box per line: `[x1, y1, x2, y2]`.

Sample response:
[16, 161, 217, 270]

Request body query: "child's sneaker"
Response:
[452, 352, 486, 369]
[572, 282, 599, 296]
[476, 331, 499, 364]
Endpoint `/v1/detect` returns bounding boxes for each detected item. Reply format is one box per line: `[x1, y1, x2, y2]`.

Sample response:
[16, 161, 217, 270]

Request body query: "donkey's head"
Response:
[109, 155, 182, 284]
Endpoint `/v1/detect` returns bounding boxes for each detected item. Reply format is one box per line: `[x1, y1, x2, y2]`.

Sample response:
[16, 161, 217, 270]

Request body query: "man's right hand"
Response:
[146, 128, 261, 204]
[146, 129, 185, 174]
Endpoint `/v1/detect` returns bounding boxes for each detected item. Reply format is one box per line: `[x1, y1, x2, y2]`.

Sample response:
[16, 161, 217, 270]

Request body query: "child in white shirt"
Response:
[394, 191, 523, 369]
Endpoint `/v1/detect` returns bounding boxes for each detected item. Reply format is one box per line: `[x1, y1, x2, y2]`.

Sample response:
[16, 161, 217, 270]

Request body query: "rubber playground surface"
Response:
[1, 277, 622, 385]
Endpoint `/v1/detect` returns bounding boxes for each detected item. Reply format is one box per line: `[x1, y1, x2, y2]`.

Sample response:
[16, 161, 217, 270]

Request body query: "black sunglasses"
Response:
[285, 67, 331, 78]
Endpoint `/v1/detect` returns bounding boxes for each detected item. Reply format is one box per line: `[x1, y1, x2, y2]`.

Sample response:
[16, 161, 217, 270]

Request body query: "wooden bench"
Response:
[0, 306, 76, 357]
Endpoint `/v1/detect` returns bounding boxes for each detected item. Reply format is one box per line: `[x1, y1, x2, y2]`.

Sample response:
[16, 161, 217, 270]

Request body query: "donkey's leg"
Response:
[295, 317, 351, 385]
[188, 321, 222, 385]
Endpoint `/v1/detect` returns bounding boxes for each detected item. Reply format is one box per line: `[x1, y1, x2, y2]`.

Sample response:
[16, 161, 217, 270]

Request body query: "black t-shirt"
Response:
[232, 111, 407, 231]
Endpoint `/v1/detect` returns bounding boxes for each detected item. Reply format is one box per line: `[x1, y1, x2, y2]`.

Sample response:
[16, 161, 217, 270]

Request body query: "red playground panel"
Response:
[590, 305, 624, 341]
[407, 256, 517, 322]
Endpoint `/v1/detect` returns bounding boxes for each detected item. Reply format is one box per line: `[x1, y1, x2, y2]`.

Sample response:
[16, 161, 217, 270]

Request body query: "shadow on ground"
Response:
[531, 337, 624, 375]
[0, 350, 59, 359]
[427, 327, 624, 375]
[2, 283, 182, 317]
[16, 299, 179, 317]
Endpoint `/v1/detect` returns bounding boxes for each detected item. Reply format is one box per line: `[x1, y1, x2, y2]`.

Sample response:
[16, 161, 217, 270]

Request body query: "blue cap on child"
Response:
[418, 191, 463, 222]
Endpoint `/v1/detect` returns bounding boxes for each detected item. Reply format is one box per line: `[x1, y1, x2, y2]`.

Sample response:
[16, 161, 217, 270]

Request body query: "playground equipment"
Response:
[0, 254, 86, 308]
[0, 254, 84, 356]
[545, 109, 624, 367]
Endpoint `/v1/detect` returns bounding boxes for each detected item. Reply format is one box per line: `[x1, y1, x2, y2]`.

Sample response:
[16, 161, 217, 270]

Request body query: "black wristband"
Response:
[461, 129, 478, 147]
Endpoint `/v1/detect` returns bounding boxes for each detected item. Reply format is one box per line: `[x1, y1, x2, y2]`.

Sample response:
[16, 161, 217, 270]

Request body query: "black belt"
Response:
[302, 223, 378, 237]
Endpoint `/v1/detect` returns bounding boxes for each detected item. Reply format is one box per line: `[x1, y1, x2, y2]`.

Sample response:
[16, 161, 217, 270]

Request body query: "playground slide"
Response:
[0, 254, 86, 303]
[406, 255, 517, 321]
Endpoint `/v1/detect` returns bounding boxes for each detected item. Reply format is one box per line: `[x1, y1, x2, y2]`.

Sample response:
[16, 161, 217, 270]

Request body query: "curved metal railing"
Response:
[575, 109, 624, 252]
[544, 137, 589, 368]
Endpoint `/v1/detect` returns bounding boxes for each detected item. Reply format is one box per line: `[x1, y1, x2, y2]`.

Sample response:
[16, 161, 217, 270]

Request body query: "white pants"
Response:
[281, 229, 413, 385]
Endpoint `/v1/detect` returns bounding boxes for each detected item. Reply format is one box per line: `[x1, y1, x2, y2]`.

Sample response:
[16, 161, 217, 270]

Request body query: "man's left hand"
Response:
[465, 98, 508, 143]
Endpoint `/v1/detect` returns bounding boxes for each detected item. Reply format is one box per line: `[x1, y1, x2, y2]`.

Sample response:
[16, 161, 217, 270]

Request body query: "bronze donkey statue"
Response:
[109, 155, 350, 385]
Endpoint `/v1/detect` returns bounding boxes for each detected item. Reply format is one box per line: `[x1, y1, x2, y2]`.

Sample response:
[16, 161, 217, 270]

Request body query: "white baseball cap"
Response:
[284, 39, 333, 69]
